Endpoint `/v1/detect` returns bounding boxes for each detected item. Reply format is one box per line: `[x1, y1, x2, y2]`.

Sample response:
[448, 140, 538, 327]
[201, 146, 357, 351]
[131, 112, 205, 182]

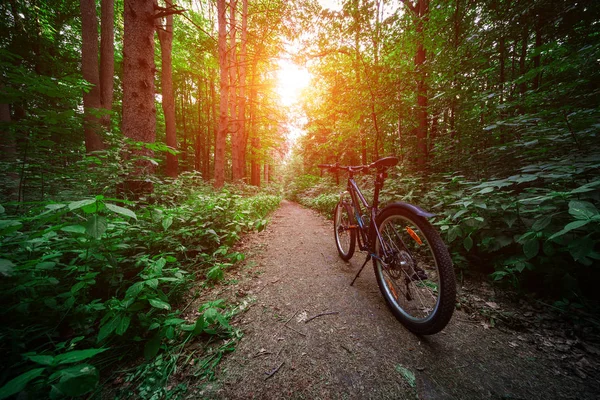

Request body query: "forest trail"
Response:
[193, 201, 599, 399]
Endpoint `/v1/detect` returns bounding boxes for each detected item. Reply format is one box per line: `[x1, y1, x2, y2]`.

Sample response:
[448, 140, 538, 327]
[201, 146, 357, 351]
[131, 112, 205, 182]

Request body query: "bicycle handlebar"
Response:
[318, 156, 399, 173]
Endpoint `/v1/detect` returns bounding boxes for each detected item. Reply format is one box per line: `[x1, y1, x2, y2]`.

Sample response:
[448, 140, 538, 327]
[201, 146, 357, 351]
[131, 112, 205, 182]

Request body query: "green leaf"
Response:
[452, 209, 469, 220]
[144, 334, 161, 360]
[477, 187, 495, 195]
[491, 270, 509, 281]
[569, 200, 598, 220]
[532, 215, 552, 231]
[54, 348, 107, 365]
[125, 281, 144, 299]
[116, 316, 131, 335]
[146, 278, 158, 289]
[61, 225, 86, 234]
[105, 203, 137, 220]
[549, 220, 590, 240]
[503, 214, 518, 228]
[0, 204, 4, 213]
[203, 307, 219, 323]
[0, 259, 15, 277]
[26, 355, 55, 366]
[85, 215, 107, 239]
[0, 368, 45, 400]
[0, 220, 22, 235]
[447, 226, 462, 243]
[45, 203, 66, 210]
[162, 216, 173, 231]
[523, 239, 539, 259]
[98, 315, 121, 342]
[207, 265, 224, 281]
[68, 199, 96, 212]
[463, 236, 473, 251]
[55, 364, 99, 397]
[395, 365, 416, 388]
[569, 237, 595, 262]
[148, 298, 171, 310]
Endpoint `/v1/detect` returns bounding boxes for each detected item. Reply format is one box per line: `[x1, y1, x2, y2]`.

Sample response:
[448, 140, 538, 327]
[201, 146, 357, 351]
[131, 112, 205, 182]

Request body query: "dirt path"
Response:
[193, 201, 599, 399]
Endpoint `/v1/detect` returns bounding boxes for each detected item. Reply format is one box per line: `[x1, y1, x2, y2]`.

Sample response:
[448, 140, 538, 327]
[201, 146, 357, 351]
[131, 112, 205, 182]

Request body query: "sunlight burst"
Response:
[276, 59, 311, 107]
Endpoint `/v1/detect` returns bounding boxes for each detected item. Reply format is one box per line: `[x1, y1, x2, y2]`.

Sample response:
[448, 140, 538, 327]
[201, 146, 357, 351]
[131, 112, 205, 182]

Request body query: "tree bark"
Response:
[214, 0, 229, 188]
[100, 0, 114, 127]
[229, 0, 242, 182]
[80, 0, 105, 153]
[0, 99, 20, 201]
[401, 0, 429, 169]
[415, 0, 429, 169]
[122, 0, 156, 188]
[237, 0, 248, 180]
[157, 0, 178, 178]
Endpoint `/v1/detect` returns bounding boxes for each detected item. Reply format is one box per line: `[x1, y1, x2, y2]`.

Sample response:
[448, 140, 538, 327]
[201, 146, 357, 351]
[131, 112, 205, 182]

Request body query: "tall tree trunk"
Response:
[80, 0, 104, 153]
[532, 20, 542, 91]
[157, 0, 178, 178]
[518, 23, 528, 114]
[100, 0, 114, 127]
[237, 0, 248, 180]
[214, 0, 228, 188]
[195, 76, 203, 172]
[122, 0, 156, 192]
[230, 0, 243, 181]
[415, 0, 429, 169]
[249, 80, 260, 187]
[402, 0, 429, 169]
[0, 99, 20, 201]
[206, 76, 216, 180]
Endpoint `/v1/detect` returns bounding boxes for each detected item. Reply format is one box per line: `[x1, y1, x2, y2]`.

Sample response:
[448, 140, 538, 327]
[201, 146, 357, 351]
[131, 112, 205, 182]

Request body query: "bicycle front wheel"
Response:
[373, 207, 456, 335]
[334, 201, 356, 261]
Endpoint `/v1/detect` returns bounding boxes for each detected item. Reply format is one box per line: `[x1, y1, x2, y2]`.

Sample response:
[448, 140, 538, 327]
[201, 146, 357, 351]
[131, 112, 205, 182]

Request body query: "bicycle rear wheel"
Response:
[373, 207, 456, 335]
[334, 201, 356, 261]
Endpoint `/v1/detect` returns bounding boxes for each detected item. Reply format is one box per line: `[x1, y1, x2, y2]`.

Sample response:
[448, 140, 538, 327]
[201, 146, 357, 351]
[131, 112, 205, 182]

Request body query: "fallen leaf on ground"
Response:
[395, 364, 416, 388]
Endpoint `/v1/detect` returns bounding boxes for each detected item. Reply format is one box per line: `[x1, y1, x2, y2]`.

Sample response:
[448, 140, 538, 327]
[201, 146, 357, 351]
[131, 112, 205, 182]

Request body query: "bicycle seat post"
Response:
[373, 170, 387, 209]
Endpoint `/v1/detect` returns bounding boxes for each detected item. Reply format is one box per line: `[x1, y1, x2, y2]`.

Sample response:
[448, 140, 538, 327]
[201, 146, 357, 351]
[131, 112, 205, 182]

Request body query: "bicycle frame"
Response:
[344, 170, 391, 261]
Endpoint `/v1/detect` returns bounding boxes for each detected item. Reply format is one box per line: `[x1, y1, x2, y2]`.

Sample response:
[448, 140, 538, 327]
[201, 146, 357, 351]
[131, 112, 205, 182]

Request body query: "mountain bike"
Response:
[318, 157, 456, 335]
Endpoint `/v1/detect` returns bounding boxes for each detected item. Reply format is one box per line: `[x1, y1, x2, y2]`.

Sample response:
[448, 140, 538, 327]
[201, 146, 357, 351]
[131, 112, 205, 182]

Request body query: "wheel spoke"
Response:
[376, 215, 441, 321]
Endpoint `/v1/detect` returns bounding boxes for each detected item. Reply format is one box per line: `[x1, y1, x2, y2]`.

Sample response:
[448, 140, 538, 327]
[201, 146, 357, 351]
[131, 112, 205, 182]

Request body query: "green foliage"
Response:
[0, 183, 280, 398]
[291, 152, 600, 299]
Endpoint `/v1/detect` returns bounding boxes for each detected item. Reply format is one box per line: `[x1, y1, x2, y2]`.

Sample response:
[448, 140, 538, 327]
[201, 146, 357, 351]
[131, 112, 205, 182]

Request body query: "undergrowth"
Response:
[287, 151, 600, 304]
[0, 172, 281, 399]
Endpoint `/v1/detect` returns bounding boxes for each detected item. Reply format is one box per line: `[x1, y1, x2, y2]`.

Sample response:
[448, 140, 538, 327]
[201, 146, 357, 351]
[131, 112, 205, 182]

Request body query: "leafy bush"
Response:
[0, 184, 280, 398]
[290, 153, 600, 300]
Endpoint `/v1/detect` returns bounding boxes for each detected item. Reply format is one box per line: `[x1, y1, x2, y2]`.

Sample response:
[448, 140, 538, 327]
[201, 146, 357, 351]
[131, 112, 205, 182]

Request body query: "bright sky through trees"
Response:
[276, 58, 311, 107]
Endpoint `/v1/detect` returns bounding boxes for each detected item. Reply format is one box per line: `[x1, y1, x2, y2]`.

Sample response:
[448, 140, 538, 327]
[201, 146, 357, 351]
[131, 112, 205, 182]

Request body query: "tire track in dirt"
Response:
[194, 200, 598, 399]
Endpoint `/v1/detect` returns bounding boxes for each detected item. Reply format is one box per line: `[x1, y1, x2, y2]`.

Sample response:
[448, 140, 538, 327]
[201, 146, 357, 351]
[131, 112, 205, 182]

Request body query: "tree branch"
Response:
[400, 0, 417, 14]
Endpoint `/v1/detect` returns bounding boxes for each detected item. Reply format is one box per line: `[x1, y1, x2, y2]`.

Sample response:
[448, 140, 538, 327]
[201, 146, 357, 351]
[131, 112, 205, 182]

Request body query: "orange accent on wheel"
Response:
[385, 277, 398, 300]
[406, 227, 423, 245]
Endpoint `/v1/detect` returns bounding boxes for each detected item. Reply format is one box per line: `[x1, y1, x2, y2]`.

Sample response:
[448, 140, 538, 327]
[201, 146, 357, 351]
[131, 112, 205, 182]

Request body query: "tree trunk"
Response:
[402, 0, 429, 169]
[249, 81, 260, 187]
[100, 0, 114, 127]
[122, 0, 156, 194]
[532, 21, 542, 91]
[230, 0, 242, 181]
[80, 0, 104, 153]
[214, 0, 228, 188]
[157, 0, 178, 178]
[237, 0, 248, 180]
[518, 23, 528, 113]
[415, 0, 429, 169]
[0, 100, 20, 201]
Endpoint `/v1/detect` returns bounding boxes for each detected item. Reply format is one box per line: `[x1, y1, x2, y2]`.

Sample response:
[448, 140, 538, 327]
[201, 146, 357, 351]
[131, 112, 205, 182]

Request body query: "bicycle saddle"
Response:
[369, 157, 399, 170]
